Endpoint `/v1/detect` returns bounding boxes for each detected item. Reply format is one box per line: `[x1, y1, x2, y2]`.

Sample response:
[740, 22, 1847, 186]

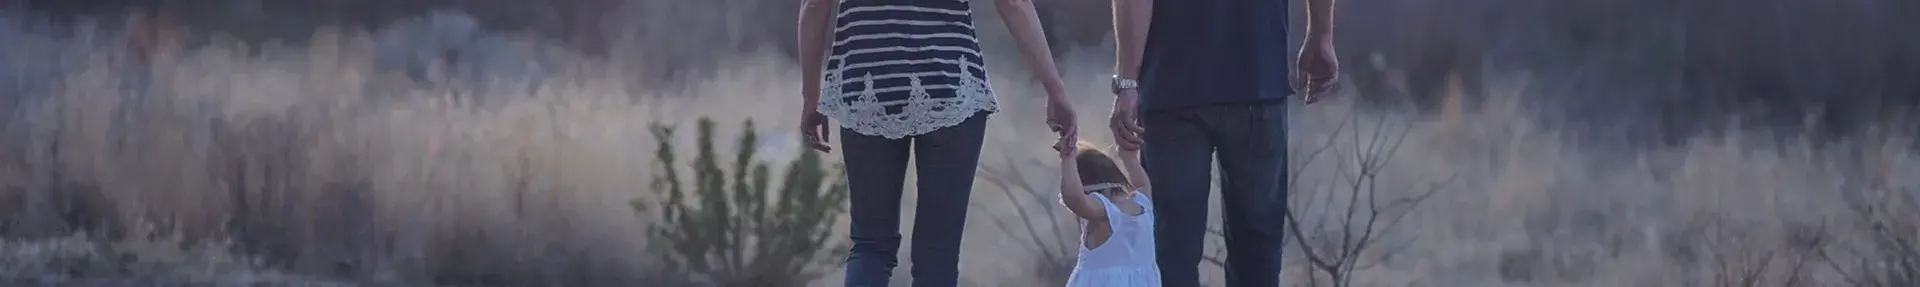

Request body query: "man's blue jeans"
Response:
[839, 112, 988, 287]
[1144, 101, 1290, 287]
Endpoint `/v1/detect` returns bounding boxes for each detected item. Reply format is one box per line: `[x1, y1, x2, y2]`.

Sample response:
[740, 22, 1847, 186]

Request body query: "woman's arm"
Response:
[797, 0, 838, 150]
[1060, 143, 1107, 220]
[1117, 147, 1151, 196]
[996, 0, 1078, 146]
[798, 0, 834, 108]
[993, 0, 1069, 100]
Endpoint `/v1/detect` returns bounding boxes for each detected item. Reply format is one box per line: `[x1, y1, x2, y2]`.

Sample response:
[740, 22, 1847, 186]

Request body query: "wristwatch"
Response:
[1109, 75, 1139, 94]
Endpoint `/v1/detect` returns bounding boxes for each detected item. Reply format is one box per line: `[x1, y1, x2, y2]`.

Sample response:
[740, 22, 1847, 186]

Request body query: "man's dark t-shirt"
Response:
[1138, 0, 1292, 111]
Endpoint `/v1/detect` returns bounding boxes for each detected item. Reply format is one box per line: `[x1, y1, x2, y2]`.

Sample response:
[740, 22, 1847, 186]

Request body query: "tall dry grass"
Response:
[0, 9, 1915, 287]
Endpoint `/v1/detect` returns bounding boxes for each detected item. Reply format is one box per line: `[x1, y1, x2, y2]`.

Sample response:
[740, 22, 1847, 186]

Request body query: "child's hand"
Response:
[1110, 143, 1138, 158]
[1054, 135, 1078, 159]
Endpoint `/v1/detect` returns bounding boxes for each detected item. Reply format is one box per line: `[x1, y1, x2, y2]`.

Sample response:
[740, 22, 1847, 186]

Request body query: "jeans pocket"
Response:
[1243, 101, 1288, 155]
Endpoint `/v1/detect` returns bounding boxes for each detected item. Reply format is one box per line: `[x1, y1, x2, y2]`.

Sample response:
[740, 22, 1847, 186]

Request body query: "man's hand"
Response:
[1047, 95, 1079, 148]
[1294, 36, 1339, 104]
[1110, 90, 1147, 150]
[800, 105, 833, 153]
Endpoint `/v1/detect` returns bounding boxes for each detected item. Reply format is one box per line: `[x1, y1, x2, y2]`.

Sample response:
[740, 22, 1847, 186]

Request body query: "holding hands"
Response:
[1047, 93, 1079, 153]
[1054, 128, 1079, 159]
[1108, 89, 1147, 151]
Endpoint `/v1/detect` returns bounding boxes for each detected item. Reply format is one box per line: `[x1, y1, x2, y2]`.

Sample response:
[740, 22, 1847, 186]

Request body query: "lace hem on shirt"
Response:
[815, 59, 997, 139]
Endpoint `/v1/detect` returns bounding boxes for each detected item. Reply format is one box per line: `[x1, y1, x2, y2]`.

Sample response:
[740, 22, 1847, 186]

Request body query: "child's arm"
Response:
[1118, 147, 1151, 197]
[1059, 141, 1107, 221]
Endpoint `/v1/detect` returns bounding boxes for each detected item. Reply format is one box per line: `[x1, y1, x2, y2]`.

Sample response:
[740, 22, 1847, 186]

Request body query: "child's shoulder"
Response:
[1127, 191, 1152, 207]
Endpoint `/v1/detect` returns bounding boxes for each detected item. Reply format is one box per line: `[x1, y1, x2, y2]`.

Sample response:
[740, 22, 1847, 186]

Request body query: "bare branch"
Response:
[1822, 184, 1920, 287]
[972, 153, 1080, 284]
[1281, 110, 1443, 287]
[974, 159, 1068, 262]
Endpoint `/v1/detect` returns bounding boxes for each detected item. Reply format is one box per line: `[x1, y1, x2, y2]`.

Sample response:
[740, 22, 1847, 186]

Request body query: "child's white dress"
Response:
[1065, 191, 1162, 287]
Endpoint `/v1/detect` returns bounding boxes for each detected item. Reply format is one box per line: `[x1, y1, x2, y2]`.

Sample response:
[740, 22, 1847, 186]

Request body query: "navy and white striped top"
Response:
[818, 0, 997, 139]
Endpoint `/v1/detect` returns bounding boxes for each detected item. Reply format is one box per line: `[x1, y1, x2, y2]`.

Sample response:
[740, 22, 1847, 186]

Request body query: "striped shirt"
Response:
[819, 0, 997, 139]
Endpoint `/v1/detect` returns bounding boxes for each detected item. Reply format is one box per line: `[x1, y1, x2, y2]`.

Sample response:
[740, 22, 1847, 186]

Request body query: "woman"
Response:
[797, 0, 1076, 285]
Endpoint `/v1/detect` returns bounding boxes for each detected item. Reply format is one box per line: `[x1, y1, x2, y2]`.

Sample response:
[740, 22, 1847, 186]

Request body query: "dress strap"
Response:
[1130, 191, 1152, 213]
[1090, 193, 1127, 228]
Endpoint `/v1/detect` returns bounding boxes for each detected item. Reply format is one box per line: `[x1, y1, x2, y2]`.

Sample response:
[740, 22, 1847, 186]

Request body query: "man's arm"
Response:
[1297, 0, 1340, 101]
[1108, 0, 1152, 149]
[1112, 0, 1152, 80]
[1306, 0, 1336, 40]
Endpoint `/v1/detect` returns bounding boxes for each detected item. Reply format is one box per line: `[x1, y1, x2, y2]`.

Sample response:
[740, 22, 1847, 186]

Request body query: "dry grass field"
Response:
[1, 4, 1916, 287]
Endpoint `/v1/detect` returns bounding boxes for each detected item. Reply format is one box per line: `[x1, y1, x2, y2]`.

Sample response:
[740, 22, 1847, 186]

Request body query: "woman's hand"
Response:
[1047, 94, 1078, 149]
[801, 105, 833, 153]
[995, 0, 1076, 144]
[798, 0, 834, 152]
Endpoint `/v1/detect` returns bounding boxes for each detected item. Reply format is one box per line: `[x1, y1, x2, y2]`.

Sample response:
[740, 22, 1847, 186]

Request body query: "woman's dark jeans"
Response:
[839, 112, 988, 287]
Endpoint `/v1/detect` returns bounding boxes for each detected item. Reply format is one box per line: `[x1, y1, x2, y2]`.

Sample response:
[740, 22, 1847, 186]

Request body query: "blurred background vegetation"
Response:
[0, 0, 1915, 286]
[11, 0, 1913, 144]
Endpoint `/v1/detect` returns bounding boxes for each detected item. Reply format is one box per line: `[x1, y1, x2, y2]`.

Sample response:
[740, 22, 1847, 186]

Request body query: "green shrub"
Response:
[635, 118, 849, 286]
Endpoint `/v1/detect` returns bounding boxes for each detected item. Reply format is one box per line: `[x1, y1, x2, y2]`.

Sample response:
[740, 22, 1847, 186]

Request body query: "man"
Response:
[1105, 0, 1340, 285]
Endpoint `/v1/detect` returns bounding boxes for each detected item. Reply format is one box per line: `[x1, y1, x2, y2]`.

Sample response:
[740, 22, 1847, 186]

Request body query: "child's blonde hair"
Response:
[1073, 141, 1130, 194]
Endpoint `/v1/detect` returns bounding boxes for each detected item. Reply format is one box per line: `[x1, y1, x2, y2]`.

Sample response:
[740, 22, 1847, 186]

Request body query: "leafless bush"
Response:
[975, 154, 1076, 285]
[3, 2, 1917, 286]
[0, 15, 664, 285]
[1671, 214, 1825, 287]
[0, 222, 352, 285]
[1821, 184, 1920, 287]
[1668, 185, 1917, 287]
[1283, 110, 1444, 287]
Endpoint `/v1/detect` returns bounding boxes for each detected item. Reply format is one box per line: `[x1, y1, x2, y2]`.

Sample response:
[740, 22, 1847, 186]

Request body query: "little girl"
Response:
[1056, 140, 1161, 286]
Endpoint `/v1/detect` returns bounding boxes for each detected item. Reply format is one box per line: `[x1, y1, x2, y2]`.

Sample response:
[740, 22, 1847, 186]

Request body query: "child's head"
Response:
[1073, 141, 1131, 195]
